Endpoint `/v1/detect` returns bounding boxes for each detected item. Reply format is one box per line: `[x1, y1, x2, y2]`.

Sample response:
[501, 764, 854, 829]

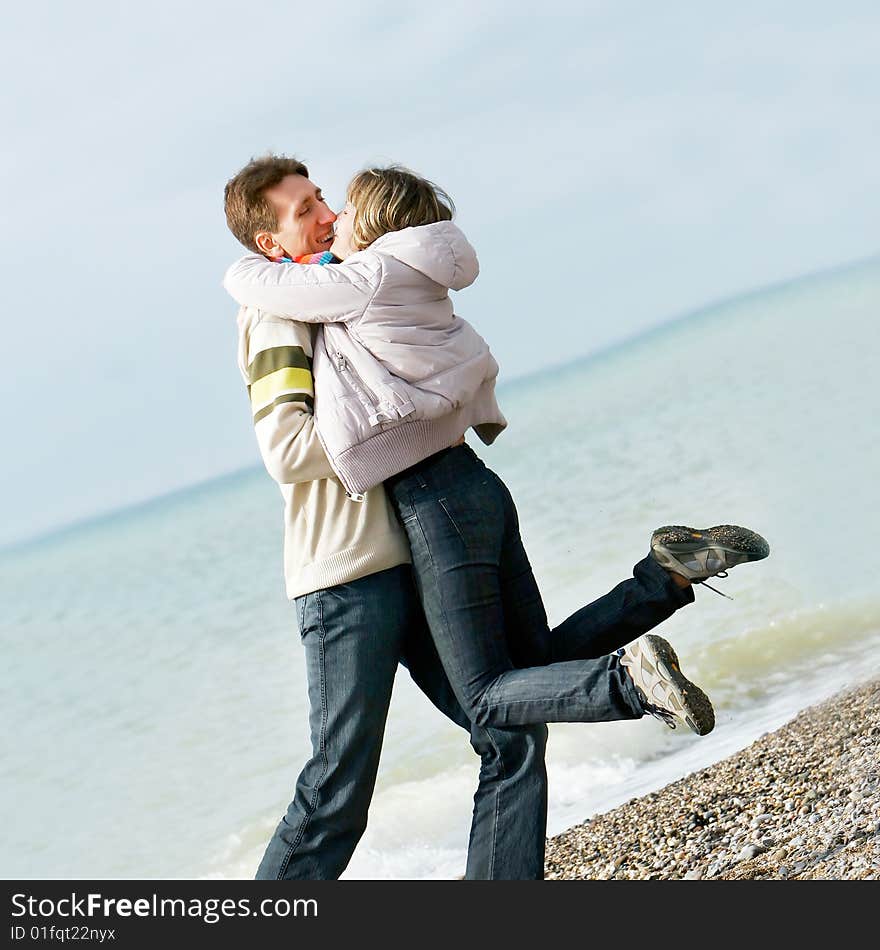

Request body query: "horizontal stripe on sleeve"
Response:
[253, 391, 315, 423]
[250, 366, 314, 415]
[247, 345, 311, 383]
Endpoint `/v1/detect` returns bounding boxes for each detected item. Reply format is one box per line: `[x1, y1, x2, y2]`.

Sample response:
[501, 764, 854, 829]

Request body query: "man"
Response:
[224, 155, 549, 879]
[222, 154, 768, 880]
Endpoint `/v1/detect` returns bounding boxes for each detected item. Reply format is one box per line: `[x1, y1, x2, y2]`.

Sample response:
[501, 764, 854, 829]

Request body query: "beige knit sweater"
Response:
[236, 306, 410, 599]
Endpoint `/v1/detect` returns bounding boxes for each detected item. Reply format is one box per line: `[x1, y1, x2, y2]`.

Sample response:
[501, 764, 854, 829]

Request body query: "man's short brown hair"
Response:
[224, 154, 309, 253]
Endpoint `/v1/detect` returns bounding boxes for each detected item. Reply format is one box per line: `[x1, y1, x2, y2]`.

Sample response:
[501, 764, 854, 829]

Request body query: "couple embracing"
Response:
[221, 154, 769, 880]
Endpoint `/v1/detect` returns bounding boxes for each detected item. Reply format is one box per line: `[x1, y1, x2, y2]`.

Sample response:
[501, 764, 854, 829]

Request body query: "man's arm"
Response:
[224, 253, 381, 324]
[241, 309, 336, 484]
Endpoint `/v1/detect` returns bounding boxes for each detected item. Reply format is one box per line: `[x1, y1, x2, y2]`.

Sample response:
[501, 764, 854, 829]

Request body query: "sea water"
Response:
[3, 259, 878, 879]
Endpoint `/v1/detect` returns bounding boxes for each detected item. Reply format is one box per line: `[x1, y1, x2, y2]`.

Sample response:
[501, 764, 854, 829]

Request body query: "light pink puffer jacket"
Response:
[223, 222, 506, 498]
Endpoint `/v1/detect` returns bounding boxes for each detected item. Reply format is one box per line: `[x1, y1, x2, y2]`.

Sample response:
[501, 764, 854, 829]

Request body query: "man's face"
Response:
[257, 174, 337, 258]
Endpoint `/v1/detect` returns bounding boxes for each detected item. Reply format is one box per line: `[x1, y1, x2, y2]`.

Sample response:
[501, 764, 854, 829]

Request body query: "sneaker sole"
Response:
[651, 524, 770, 561]
[640, 635, 715, 736]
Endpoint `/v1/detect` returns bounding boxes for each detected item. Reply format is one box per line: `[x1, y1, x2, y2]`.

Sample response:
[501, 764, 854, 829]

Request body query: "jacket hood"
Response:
[367, 221, 479, 291]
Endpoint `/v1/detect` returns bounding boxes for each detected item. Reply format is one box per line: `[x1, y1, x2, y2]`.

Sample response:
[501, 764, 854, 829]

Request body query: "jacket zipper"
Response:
[334, 352, 381, 415]
[330, 352, 375, 501]
[312, 397, 366, 503]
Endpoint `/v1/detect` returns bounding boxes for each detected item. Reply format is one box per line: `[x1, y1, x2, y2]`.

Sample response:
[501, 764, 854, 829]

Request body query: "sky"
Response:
[1, 1, 879, 546]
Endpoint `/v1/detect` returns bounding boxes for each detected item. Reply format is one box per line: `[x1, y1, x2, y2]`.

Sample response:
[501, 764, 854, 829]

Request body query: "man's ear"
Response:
[254, 230, 282, 256]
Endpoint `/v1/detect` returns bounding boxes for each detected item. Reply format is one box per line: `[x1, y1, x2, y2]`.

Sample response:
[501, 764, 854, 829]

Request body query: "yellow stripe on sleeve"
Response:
[249, 366, 314, 413]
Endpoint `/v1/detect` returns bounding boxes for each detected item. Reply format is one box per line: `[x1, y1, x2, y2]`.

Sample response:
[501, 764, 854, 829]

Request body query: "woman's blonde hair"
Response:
[346, 165, 454, 250]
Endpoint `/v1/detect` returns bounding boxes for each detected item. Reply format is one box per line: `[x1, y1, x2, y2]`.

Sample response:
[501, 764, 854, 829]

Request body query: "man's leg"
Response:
[399, 572, 549, 879]
[256, 569, 405, 880]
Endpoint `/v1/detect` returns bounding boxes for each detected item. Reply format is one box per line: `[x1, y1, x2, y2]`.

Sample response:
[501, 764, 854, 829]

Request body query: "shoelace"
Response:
[628, 680, 679, 730]
[696, 570, 733, 599]
[641, 702, 678, 730]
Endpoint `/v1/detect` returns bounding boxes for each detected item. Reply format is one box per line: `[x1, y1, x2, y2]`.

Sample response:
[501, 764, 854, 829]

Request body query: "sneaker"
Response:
[651, 524, 770, 596]
[619, 635, 715, 736]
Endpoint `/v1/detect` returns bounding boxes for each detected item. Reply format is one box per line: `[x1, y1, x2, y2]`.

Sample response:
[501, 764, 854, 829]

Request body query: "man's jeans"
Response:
[256, 564, 550, 880]
[385, 444, 695, 728]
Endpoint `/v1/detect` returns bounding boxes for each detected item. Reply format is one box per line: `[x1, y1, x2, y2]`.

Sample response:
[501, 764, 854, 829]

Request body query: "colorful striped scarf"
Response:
[270, 251, 339, 265]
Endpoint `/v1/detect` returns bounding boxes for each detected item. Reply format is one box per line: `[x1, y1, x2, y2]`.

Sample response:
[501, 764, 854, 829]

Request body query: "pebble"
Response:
[544, 679, 880, 881]
[736, 844, 763, 862]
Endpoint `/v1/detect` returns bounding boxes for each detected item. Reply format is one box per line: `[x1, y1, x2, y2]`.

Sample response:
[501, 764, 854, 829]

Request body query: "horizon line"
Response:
[4, 250, 878, 554]
[498, 250, 880, 389]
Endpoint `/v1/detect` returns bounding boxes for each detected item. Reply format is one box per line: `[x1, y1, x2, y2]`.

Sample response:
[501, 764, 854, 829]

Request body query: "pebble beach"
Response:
[545, 678, 880, 880]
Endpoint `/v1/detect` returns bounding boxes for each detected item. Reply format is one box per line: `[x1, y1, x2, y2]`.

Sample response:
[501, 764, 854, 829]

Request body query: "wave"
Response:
[687, 594, 880, 704]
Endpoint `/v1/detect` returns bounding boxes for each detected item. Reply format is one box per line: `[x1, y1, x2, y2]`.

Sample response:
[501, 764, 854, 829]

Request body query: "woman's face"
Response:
[330, 200, 357, 259]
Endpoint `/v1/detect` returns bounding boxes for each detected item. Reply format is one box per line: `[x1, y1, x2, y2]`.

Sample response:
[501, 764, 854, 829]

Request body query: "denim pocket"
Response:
[438, 497, 466, 543]
[390, 495, 419, 528]
[295, 594, 309, 639]
[435, 482, 501, 554]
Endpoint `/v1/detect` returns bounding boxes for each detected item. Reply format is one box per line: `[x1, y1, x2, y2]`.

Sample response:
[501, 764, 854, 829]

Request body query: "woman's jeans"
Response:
[385, 444, 695, 728]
